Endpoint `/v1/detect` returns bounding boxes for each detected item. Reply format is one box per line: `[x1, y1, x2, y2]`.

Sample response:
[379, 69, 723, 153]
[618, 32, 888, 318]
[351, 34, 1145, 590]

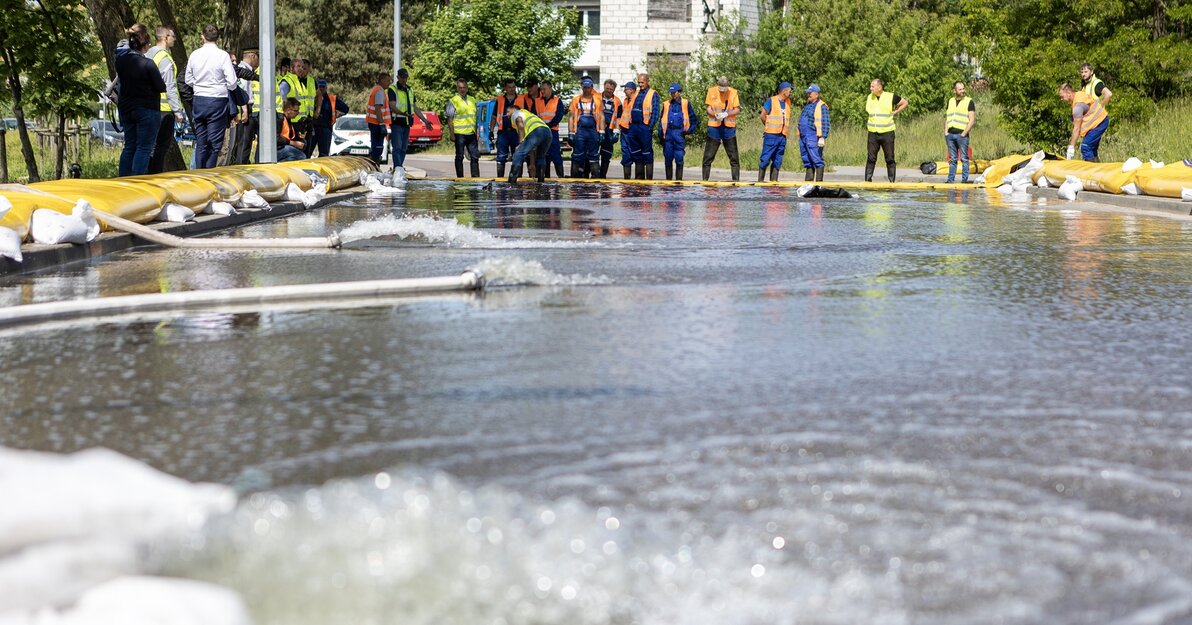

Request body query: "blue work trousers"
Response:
[509, 127, 552, 181]
[192, 95, 229, 169]
[368, 123, 388, 163]
[620, 128, 635, 168]
[118, 106, 162, 176]
[759, 132, 788, 170]
[662, 130, 686, 168]
[495, 128, 520, 165]
[1081, 117, 1109, 161]
[628, 124, 654, 165]
[390, 124, 411, 167]
[945, 133, 970, 182]
[278, 145, 306, 162]
[799, 132, 824, 169]
[600, 128, 617, 173]
[572, 126, 600, 173]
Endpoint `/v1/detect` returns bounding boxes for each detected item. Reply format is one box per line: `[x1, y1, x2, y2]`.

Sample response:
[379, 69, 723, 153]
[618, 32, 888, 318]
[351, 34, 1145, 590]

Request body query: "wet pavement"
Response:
[2, 182, 1192, 624]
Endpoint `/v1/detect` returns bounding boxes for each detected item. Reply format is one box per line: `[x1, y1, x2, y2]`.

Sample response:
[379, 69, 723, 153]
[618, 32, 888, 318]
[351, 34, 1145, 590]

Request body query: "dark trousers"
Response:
[295, 120, 316, 157]
[315, 125, 333, 157]
[701, 135, 740, 180]
[118, 106, 161, 176]
[192, 96, 229, 169]
[453, 133, 480, 177]
[865, 131, 896, 181]
[368, 123, 388, 164]
[599, 129, 616, 177]
[233, 113, 258, 164]
[148, 112, 176, 174]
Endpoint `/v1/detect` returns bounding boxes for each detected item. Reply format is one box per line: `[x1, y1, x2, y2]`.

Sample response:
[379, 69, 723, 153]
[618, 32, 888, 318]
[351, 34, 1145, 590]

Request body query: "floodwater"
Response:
[3, 182, 1192, 624]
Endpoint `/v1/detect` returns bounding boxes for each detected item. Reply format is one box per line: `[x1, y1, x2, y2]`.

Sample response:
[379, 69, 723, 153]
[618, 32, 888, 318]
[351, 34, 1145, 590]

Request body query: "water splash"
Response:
[471, 257, 612, 287]
[339, 215, 599, 249]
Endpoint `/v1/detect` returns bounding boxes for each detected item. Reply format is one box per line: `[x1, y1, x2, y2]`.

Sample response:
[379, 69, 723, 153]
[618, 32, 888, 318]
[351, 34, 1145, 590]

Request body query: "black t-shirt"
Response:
[946, 97, 976, 134]
[115, 49, 166, 114]
[1081, 79, 1106, 97]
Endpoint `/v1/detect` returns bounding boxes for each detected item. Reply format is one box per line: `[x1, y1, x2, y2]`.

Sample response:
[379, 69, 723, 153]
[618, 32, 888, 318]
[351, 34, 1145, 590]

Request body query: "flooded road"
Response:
[3, 183, 1192, 624]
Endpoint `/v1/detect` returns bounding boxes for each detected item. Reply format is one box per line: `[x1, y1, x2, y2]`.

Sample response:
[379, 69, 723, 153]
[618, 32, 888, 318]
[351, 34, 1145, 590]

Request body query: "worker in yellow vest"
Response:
[758, 81, 793, 182]
[1079, 63, 1112, 108]
[864, 78, 908, 182]
[943, 81, 976, 183]
[1060, 82, 1110, 162]
[659, 83, 697, 180]
[388, 68, 433, 171]
[445, 78, 480, 177]
[146, 26, 185, 173]
[703, 76, 741, 181]
[505, 101, 552, 183]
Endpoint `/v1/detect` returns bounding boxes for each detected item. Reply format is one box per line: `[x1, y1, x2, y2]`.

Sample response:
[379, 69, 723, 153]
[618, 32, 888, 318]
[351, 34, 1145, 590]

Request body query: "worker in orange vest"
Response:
[365, 71, 392, 164]
[659, 83, 698, 180]
[758, 81, 793, 182]
[568, 77, 604, 178]
[535, 79, 566, 178]
[703, 75, 741, 180]
[313, 78, 349, 156]
[1060, 82, 1109, 161]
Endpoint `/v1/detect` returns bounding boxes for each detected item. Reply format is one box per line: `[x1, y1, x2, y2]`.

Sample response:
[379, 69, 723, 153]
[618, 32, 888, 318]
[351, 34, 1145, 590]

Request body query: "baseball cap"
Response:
[581, 77, 594, 87]
[623, 81, 637, 89]
[778, 81, 792, 91]
[669, 82, 682, 93]
[806, 84, 821, 93]
[316, 79, 328, 88]
[397, 68, 409, 78]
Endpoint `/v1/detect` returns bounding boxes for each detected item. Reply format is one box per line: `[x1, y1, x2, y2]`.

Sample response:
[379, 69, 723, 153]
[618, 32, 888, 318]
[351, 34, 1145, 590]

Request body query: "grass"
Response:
[1098, 98, 1192, 163]
[1, 132, 194, 183]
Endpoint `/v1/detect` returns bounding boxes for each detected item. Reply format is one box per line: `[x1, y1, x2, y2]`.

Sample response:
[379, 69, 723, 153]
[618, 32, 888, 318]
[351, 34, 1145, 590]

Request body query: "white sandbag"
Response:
[1122, 157, 1142, 172]
[795, 183, 815, 197]
[1037, 175, 1050, 188]
[30, 200, 99, 245]
[1149, 160, 1165, 168]
[204, 201, 237, 216]
[156, 203, 195, 223]
[1122, 182, 1141, 195]
[1011, 179, 1032, 192]
[53, 577, 253, 625]
[1057, 175, 1084, 201]
[1001, 150, 1048, 187]
[0, 227, 22, 262]
[305, 171, 328, 187]
[301, 181, 327, 208]
[996, 183, 1014, 194]
[365, 174, 405, 195]
[0, 537, 137, 613]
[0, 194, 11, 219]
[1182, 188, 1192, 202]
[283, 182, 305, 203]
[235, 189, 269, 209]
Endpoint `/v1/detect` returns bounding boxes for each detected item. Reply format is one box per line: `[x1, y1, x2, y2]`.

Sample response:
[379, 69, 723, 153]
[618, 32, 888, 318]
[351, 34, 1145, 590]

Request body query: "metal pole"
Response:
[258, 0, 277, 163]
[393, 0, 401, 78]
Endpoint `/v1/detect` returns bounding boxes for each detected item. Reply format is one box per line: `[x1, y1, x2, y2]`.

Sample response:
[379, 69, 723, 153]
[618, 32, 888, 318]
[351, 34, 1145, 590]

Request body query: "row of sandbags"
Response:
[976, 153, 1192, 200]
[0, 156, 376, 262]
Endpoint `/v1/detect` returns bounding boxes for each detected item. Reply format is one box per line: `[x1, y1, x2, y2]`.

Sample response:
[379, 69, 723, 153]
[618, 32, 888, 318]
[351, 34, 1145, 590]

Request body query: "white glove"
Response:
[817, 137, 825, 148]
[1065, 145, 1075, 160]
[716, 112, 727, 120]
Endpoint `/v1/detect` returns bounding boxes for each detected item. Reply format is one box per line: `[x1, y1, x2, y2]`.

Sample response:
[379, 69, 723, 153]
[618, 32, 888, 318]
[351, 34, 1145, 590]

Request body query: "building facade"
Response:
[562, 0, 763, 87]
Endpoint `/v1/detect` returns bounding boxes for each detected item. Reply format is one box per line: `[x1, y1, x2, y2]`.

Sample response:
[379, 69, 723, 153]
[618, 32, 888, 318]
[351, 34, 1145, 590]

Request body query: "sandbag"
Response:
[796, 184, 853, 199]
[0, 185, 78, 241]
[205, 201, 237, 216]
[222, 167, 289, 201]
[920, 160, 990, 175]
[156, 203, 195, 223]
[0, 226, 21, 262]
[236, 189, 269, 209]
[121, 175, 218, 211]
[1133, 160, 1192, 199]
[30, 180, 168, 225]
[286, 157, 375, 191]
[1033, 160, 1137, 194]
[30, 200, 100, 245]
[173, 171, 252, 203]
[240, 164, 314, 191]
[980, 153, 1046, 187]
[1057, 175, 1084, 200]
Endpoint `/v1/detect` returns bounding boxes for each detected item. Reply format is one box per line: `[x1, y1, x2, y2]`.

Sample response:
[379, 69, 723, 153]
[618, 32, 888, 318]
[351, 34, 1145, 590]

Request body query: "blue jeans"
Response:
[192, 96, 229, 169]
[390, 124, 411, 167]
[759, 132, 787, 169]
[798, 132, 824, 169]
[1081, 117, 1109, 161]
[118, 106, 162, 176]
[368, 123, 388, 163]
[945, 133, 970, 182]
[278, 145, 306, 162]
[509, 127, 552, 181]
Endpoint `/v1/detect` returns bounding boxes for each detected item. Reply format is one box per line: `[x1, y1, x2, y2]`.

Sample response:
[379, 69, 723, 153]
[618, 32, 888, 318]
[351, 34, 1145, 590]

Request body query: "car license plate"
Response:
[348, 147, 368, 155]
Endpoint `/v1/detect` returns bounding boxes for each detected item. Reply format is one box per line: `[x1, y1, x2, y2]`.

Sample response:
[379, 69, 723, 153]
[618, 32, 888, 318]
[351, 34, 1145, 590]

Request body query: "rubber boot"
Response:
[757, 168, 766, 182]
[497, 163, 505, 179]
[887, 164, 896, 183]
[702, 164, 712, 181]
[470, 159, 480, 178]
[863, 163, 874, 183]
[769, 166, 779, 182]
[537, 164, 546, 183]
[665, 161, 673, 181]
[805, 168, 815, 181]
[570, 162, 581, 178]
[675, 165, 684, 180]
[645, 163, 654, 180]
[634, 163, 645, 180]
[623, 165, 632, 180]
[731, 166, 740, 181]
[600, 159, 610, 178]
[814, 167, 824, 181]
[555, 162, 565, 178]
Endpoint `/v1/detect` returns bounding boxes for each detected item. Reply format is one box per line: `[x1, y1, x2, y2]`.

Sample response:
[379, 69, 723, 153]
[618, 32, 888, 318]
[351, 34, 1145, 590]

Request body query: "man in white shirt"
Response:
[183, 24, 238, 168]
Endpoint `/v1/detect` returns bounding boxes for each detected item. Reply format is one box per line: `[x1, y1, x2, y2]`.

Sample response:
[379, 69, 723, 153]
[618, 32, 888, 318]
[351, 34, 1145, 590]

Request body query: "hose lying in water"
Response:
[0, 271, 483, 329]
[94, 209, 342, 250]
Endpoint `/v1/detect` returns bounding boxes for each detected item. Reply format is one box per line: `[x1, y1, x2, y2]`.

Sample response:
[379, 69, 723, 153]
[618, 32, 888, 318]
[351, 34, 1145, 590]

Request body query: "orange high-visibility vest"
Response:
[280, 116, 295, 141]
[365, 86, 391, 125]
[619, 94, 635, 129]
[494, 93, 521, 130]
[1073, 90, 1108, 137]
[328, 94, 342, 124]
[660, 98, 690, 137]
[569, 94, 604, 132]
[631, 88, 657, 125]
[762, 96, 790, 136]
[535, 96, 563, 129]
[705, 86, 740, 128]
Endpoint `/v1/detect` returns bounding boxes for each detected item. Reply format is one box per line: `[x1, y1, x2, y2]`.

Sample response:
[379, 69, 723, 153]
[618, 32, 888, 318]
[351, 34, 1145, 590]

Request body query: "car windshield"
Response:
[336, 117, 368, 131]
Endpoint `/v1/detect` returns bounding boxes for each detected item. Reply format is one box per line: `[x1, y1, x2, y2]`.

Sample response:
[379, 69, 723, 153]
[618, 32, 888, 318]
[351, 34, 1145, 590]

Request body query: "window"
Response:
[648, 0, 692, 21]
[570, 7, 601, 36]
[574, 69, 600, 86]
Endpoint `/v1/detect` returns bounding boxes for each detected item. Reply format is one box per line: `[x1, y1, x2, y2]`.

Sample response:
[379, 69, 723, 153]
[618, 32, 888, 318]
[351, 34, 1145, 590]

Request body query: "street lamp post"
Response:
[258, 0, 277, 163]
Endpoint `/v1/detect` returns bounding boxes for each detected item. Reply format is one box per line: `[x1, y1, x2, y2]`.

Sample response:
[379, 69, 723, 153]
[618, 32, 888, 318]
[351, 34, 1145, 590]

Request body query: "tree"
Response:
[412, 0, 585, 111]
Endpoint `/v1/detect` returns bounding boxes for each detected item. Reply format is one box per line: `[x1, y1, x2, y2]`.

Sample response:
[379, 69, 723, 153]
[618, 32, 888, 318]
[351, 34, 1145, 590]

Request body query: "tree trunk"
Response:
[152, 0, 190, 71]
[82, 0, 135, 79]
[224, 0, 259, 57]
[1, 45, 39, 183]
[0, 127, 8, 184]
[54, 111, 67, 180]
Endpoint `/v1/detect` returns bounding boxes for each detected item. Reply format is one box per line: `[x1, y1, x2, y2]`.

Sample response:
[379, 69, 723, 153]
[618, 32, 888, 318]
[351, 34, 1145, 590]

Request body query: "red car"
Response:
[407, 112, 443, 149]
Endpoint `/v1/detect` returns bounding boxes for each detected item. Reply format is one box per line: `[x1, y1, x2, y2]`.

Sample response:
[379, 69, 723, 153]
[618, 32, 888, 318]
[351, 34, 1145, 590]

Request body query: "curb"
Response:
[1028, 186, 1191, 217]
[0, 187, 367, 278]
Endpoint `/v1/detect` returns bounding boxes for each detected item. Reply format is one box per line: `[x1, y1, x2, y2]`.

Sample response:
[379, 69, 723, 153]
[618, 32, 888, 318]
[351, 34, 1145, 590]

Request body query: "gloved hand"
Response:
[716, 112, 727, 120]
[817, 137, 825, 148]
[1065, 145, 1075, 160]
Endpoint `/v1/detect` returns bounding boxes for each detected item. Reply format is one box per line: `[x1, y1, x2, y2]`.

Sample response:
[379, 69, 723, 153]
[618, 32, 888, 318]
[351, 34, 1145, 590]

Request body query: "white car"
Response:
[330, 114, 387, 160]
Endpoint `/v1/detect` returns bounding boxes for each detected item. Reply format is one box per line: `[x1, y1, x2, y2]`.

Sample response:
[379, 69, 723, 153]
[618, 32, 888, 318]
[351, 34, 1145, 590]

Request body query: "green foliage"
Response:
[412, 0, 585, 111]
[21, 0, 101, 122]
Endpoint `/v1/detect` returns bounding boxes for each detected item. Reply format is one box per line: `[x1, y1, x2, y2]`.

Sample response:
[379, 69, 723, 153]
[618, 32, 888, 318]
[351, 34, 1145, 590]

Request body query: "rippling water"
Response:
[3, 182, 1192, 624]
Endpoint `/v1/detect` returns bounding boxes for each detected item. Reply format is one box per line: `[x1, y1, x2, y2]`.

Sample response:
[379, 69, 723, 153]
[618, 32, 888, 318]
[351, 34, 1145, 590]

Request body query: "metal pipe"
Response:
[94, 210, 341, 249]
[258, 0, 277, 163]
[393, 0, 402, 79]
[0, 271, 484, 329]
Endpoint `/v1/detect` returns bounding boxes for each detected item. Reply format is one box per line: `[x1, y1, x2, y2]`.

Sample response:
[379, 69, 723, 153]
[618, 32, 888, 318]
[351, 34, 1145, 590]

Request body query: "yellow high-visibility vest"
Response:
[866, 91, 895, 134]
[153, 49, 175, 113]
[449, 94, 477, 135]
[946, 96, 972, 132]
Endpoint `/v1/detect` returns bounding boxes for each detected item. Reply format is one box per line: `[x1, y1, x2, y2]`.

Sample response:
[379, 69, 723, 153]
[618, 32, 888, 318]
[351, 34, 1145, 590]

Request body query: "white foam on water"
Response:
[471, 256, 612, 287]
[338, 215, 600, 249]
[165, 470, 907, 625]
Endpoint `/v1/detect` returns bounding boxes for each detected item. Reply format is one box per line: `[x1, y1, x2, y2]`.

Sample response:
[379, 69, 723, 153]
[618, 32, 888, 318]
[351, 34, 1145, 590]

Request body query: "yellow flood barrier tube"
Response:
[449, 177, 979, 191]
